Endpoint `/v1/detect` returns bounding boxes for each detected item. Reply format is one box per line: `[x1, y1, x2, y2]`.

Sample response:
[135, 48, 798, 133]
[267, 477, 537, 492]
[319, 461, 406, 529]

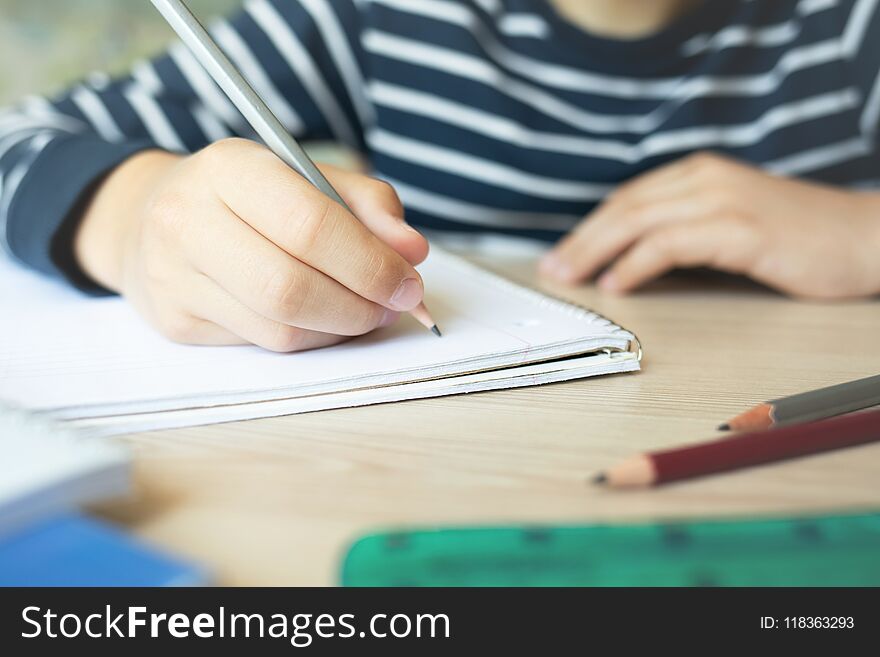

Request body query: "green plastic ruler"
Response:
[341, 512, 880, 586]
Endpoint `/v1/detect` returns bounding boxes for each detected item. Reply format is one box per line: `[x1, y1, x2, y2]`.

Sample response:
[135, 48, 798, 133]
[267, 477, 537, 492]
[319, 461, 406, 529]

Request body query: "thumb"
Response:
[319, 165, 429, 266]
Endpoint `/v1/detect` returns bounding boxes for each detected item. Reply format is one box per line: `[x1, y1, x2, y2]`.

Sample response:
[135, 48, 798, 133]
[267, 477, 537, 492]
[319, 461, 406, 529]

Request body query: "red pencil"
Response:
[594, 408, 880, 488]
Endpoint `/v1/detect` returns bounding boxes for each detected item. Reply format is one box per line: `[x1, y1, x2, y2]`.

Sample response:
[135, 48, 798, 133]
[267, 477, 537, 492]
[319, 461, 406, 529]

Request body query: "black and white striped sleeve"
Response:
[847, 0, 880, 139]
[0, 0, 370, 291]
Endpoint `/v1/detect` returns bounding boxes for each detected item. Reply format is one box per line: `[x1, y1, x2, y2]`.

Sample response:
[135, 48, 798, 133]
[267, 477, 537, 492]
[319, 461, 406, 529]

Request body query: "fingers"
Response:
[599, 216, 753, 293]
[184, 208, 398, 336]
[185, 274, 351, 353]
[542, 192, 720, 283]
[158, 314, 249, 347]
[540, 153, 755, 290]
[202, 141, 425, 312]
[320, 166, 429, 266]
[540, 156, 703, 284]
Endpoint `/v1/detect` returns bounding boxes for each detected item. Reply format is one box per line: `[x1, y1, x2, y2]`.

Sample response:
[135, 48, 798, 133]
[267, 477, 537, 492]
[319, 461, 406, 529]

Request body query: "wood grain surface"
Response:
[97, 251, 880, 585]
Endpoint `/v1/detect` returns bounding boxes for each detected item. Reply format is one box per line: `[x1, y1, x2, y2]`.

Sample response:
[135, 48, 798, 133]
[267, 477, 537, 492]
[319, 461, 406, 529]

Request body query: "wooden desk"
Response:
[103, 252, 880, 585]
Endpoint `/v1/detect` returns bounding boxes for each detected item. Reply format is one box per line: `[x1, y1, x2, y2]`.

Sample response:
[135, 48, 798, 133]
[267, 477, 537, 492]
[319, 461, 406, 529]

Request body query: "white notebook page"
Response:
[0, 248, 634, 419]
[72, 352, 639, 436]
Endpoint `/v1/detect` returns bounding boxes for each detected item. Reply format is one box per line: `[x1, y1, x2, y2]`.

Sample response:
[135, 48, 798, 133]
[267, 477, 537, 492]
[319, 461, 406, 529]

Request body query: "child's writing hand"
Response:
[540, 153, 880, 299]
[74, 138, 429, 351]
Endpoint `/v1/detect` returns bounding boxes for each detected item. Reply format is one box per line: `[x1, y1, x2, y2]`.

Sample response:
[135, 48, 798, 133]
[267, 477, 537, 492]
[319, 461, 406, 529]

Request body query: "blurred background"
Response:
[1, 0, 239, 104]
[0, 0, 352, 163]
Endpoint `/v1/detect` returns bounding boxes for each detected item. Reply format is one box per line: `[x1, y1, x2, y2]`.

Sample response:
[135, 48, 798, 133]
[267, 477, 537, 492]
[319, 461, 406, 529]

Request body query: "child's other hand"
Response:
[540, 153, 880, 299]
[74, 138, 429, 351]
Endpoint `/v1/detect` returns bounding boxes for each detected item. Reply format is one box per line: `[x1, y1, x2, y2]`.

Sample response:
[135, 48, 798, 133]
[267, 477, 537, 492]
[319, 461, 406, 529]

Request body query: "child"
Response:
[1, 0, 879, 352]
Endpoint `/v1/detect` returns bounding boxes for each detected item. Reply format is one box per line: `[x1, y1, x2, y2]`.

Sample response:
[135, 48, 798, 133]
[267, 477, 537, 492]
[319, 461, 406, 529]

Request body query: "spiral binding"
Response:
[431, 247, 643, 361]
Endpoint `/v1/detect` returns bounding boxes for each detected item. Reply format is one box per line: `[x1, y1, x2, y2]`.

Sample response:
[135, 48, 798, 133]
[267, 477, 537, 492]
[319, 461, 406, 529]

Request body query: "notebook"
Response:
[0, 402, 130, 539]
[0, 247, 640, 435]
[0, 513, 208, 586]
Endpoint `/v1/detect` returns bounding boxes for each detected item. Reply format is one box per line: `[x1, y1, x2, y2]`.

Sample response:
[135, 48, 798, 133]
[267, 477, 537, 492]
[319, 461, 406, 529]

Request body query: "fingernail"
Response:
[598, 272, 619, 292]
[540, 254, 564, 277]
[390, 277, 423, 311]
[540, 255, 574, 282]
[379, 309, 400, 328]
[539, 254, 558, 276]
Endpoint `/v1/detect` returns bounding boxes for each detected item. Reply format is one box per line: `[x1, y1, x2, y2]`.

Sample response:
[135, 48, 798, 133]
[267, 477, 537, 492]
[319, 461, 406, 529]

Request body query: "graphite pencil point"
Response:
[591, 473, 608, 485]
[717, 423, 731, 431]
[431, 325, 442, 338]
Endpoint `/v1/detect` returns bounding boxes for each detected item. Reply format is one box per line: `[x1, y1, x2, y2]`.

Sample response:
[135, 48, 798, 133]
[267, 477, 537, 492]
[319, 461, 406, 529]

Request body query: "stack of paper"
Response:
[0, 402, 129, 538]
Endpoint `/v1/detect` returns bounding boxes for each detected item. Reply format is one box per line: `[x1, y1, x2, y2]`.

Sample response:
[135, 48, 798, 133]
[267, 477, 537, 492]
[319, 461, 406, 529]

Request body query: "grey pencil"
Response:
[719, 373, 880, 432]
[149, 0, 440, 336]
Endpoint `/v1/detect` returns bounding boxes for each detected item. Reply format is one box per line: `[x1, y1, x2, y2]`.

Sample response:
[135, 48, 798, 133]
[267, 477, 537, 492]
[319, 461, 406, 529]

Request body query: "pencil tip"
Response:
[591, 473, 608, 485]
[431, 325, 442, 338]
[717, 423, 730, 431]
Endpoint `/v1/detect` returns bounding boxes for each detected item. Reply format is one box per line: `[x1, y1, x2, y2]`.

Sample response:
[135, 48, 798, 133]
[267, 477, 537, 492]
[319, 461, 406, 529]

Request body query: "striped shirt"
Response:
[2, 0, 880, 290]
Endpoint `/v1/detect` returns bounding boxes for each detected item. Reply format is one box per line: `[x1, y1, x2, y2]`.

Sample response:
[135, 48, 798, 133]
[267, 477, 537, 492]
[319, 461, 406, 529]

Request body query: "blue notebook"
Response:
[0, 513, 209, 587]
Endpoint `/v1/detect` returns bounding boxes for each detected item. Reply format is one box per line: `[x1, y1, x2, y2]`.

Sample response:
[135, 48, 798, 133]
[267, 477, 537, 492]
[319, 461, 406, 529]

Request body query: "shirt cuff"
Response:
[4, 134, 156, 295]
